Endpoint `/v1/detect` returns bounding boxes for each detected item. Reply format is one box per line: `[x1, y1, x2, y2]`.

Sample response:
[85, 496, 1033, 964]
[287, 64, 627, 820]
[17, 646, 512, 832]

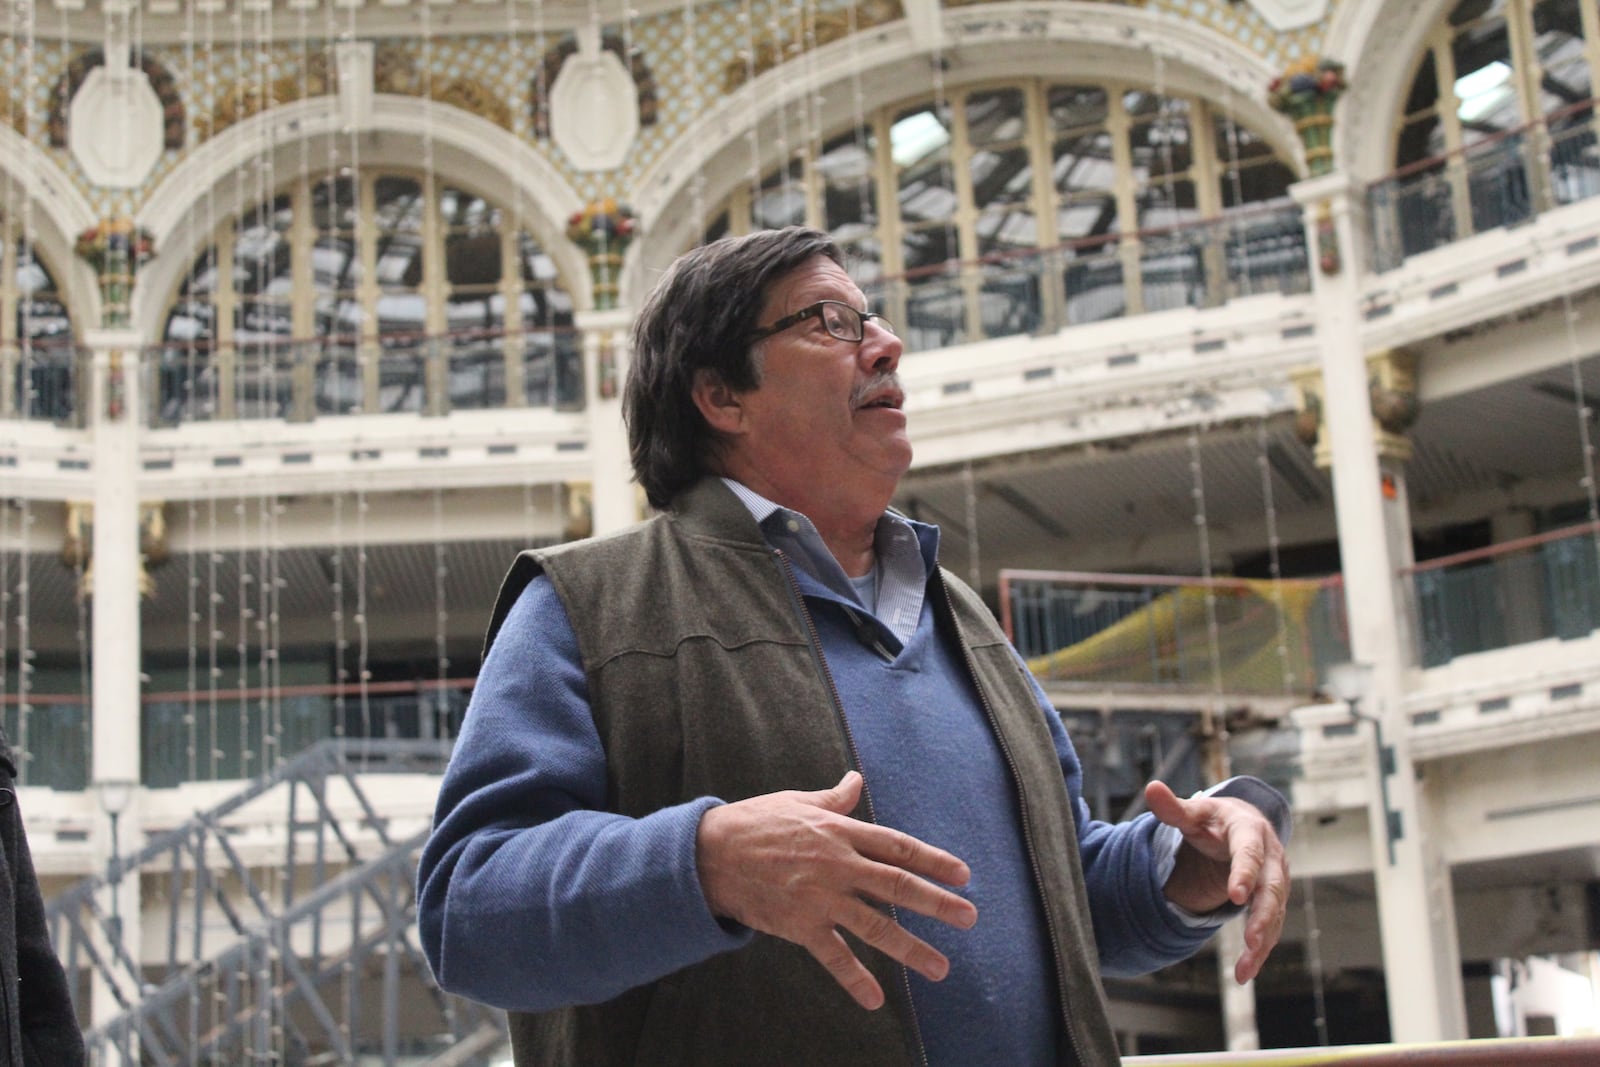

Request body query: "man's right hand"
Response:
[695, 769, 978, 1011]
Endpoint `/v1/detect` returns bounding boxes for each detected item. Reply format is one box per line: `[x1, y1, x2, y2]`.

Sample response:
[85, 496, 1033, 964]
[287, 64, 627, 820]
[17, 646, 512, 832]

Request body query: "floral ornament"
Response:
[567, 198, 638, 311]
[1267, 56, 1347, 117]
[74, 219, 156, 275]
[1269, 57, 1347, 177]
[565, 197, 637, 256]
[75, 218, 156, 328]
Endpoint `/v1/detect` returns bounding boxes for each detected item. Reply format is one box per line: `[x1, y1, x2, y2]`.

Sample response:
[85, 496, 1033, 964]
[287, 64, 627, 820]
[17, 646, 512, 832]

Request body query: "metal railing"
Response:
[4, 205, 1311, 427]
[139, 678, 472, 788]
[1124, 1035, 1600, 1064]
[999, 570, 1350, 697]
[2, 681, 474, 793]
[147, 323, 585, 427]
[45, 738, 504, 1065]
[865, 202, 1310, 353]
[1404, 520, 1600, 668]
[1368, 100, 1600, 272]
[0, 340, 86, 425]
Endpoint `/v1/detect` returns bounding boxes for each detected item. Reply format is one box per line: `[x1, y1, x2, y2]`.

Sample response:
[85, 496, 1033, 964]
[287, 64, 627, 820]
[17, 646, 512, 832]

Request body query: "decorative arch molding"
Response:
[136, 93, 589, 328]
[1324, 0, 1454, 180]
[0, 127, 100, 317]
[631, 1, 1289, 289]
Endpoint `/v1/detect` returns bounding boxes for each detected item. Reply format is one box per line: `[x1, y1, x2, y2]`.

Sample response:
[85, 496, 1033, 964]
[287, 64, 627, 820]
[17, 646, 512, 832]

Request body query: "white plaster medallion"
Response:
[549, 29, 640, 172]
[69, 65, 165, 189]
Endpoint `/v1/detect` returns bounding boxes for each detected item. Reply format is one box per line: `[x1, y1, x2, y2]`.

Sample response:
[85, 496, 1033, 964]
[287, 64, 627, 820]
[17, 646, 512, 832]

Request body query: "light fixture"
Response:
[1323, 661, 1400, 865]
[98, 778, 136, 818]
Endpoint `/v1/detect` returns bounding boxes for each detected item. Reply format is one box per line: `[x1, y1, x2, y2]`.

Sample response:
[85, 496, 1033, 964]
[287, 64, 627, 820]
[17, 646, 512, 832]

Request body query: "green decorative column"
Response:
[567, 199, 639, 400]
[75, 219, 156, 328]
[1269, 57, 1347, 179]
[567, 198, 637, 314]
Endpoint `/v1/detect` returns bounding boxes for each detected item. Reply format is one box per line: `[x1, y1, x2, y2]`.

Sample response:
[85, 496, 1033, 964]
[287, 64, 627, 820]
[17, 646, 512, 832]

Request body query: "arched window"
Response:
[1388, 0, 1600, 259]
[709, 79, 1297, 350]
[158, 171, 577, 424]
[1, 218, 75, 423]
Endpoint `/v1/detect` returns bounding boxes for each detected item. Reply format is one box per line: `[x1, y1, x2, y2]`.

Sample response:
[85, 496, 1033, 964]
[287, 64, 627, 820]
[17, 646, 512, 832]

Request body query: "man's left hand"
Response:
[1144, 780, 1289, 985]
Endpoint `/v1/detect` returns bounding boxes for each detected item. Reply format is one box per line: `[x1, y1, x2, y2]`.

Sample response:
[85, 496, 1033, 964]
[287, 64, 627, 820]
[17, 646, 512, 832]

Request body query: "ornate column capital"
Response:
[1292, 348, 1420, 468]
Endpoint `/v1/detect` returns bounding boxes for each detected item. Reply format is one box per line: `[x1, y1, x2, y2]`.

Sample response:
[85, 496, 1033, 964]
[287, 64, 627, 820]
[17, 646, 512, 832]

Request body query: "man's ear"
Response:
[691, 369, 746, 435]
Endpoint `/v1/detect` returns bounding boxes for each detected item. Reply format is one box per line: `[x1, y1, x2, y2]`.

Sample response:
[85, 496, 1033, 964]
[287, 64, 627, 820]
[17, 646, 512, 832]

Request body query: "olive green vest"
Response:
[484, 478, 1121, 1067]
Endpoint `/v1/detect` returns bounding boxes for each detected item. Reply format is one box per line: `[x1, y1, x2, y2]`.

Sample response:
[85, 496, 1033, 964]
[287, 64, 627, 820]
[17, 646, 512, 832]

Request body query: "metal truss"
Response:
[44, 739, 507, 1066]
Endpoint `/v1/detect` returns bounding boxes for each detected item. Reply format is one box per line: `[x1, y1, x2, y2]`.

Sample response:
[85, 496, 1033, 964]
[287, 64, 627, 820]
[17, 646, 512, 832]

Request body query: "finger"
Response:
[851, 859, 977, 929]
[808, 928, 886, 1011]
[1226, 831, 1268, 907]
[830, 897, 952, 984]
[803, 770, 865, 815]
[1236, 852, 1290, 983]
[850, 821, 972, 891]
[1144, 780, 1204, 834]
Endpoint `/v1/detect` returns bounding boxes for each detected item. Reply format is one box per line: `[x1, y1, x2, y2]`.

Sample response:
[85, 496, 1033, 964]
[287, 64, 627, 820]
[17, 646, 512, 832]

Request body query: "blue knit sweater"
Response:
[419, 548, 1260, 1065]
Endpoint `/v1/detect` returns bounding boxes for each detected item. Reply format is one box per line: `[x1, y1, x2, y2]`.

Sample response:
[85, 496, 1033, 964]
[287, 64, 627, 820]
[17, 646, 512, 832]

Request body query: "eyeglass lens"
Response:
[819, 302, 894, 341]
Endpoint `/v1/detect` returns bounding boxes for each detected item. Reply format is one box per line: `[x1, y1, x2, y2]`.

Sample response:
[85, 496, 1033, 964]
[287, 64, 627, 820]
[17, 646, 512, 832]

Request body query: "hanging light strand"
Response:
[1256, 418, 1296, 695]
[681, 0, 708, 236]
[1187, 428, 1227, 698]
[206, 499, 221, 781]
[185, 501, 199, 784]
[433, 488, 450, 749]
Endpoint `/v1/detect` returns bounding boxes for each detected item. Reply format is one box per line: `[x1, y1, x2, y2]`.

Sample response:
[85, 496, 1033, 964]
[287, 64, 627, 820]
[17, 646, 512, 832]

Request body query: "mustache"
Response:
[850, 372, 902, 408]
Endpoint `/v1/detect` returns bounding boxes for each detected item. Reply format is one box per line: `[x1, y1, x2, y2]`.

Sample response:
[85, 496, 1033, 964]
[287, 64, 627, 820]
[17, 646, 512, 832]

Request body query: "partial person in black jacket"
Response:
[0, 737, 85, 1067]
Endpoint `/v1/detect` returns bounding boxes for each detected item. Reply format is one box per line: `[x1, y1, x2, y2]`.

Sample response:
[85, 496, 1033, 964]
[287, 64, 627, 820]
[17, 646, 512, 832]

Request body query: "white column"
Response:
[84, 329, 144, 1047]
[1291, 172, 1467, 1042]
[577, 308, 637, 535]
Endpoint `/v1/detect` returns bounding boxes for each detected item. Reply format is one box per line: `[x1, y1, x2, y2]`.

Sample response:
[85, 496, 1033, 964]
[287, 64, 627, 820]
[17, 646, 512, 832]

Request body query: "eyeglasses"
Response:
[749, 300, 896, 344]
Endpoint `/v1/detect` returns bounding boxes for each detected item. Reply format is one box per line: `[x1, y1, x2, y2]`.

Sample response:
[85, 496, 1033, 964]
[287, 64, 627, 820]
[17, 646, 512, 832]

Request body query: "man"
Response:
[418, 226, 1290, 1066]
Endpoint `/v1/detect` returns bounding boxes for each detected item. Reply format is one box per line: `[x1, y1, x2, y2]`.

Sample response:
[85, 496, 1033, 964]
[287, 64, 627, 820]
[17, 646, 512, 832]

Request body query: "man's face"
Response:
[725, 255, 910, 504]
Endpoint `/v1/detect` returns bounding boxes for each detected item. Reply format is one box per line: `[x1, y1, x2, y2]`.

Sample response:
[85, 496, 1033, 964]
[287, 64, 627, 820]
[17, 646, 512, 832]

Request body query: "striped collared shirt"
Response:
[721, 478, 929, 647]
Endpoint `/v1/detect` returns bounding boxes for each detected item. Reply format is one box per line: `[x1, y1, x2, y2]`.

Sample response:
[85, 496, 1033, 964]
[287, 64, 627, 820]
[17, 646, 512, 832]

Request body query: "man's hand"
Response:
[1144, 780, 1289, 985]
[696, 770, 977, 1011]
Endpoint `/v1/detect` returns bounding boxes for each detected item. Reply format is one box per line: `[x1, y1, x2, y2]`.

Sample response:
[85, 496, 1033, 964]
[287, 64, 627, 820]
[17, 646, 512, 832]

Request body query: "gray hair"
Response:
[624, 226, 844, 510]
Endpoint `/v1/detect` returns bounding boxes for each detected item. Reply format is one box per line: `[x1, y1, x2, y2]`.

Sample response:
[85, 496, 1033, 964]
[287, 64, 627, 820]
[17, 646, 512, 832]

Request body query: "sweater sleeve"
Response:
[1020, 663, 1264, 977]
[416, 577, 752, 1012]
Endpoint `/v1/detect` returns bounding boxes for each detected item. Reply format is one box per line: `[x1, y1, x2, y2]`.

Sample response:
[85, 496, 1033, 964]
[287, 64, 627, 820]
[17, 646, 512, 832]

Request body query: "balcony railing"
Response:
[1368, 100, 1600, 272]
[0, 340, 85, 425]
[146, 324, 585, 427]
[1, 680, 472, 793]
[865, 202, 1310, 353]
[1405, 520, 1600, 668]
[999, 570, 1350, 697]
[1124, 1035, 1600, 1065]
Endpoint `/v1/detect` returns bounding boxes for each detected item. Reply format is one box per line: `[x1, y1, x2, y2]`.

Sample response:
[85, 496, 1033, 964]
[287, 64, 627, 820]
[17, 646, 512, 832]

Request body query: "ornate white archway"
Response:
[629, 1, 1289, 296]
[136, 94, 590, 329]
[1325, 0, 1458, 180]
[0, 128, 102, 324]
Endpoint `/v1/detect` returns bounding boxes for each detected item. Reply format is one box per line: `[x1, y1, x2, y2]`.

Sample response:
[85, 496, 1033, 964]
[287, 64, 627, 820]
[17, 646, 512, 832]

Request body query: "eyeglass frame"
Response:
[748, 300, 896, 344]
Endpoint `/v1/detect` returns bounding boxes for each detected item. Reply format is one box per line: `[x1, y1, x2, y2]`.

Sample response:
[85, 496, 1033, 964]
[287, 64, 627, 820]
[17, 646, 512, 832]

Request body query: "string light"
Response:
[1256, 419, 1294, 695]
[186, 501, 198, 786]
[207, 499, 221, 781]
[1186, 428, 1226, 697]
[433, 488, 450, 748]
[682, 0, 707, 236]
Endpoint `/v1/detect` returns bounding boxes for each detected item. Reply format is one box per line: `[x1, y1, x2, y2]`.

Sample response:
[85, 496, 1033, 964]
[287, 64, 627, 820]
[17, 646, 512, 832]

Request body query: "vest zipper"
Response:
[934, 570, 1088, 1067]
[771, 549, 932, 1067]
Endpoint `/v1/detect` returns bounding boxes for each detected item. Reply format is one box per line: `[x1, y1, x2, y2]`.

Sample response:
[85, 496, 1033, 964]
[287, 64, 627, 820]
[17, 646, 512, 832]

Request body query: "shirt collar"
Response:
[720, 478, 939, 645]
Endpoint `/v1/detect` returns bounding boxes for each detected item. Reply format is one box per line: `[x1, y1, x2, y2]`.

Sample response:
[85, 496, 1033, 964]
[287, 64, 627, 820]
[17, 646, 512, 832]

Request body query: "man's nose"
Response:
[860, 320, 902, 374]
